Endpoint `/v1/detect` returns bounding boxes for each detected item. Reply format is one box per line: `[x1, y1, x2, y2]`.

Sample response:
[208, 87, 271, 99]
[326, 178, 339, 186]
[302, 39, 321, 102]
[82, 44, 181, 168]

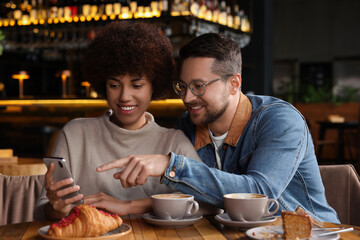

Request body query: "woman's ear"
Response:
[229, 73, 241, 95]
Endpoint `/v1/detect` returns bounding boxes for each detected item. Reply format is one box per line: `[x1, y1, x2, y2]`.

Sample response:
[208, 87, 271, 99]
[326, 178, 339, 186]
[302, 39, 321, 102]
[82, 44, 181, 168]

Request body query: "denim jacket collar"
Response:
[194, 92, 252, 150]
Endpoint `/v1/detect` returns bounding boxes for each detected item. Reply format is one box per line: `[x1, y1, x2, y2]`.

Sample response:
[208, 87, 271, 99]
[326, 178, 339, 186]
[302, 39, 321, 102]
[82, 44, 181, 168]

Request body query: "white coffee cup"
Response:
[224, 193, 279, 222]
[151, 193, 199, 220]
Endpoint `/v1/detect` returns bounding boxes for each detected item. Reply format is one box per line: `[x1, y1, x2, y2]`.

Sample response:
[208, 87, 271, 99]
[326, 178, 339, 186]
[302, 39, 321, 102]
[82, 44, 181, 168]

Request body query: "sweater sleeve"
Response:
[170, 130, 202, 162]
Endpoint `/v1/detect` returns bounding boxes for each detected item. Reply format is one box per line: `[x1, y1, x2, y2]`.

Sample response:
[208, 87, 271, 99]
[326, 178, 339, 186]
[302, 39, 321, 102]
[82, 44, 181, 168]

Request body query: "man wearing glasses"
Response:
[98, 33, 339, 223]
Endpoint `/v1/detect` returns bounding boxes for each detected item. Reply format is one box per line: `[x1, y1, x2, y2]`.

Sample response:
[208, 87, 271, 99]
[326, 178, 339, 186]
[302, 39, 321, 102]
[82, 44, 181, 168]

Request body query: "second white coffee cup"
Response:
[151, 193, 199, 220]
[224, 193, 279, 222]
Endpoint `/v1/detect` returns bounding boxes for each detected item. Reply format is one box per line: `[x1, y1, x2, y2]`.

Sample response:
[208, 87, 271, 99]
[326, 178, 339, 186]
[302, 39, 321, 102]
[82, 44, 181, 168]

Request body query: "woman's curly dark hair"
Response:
[82, 21, 174, 100]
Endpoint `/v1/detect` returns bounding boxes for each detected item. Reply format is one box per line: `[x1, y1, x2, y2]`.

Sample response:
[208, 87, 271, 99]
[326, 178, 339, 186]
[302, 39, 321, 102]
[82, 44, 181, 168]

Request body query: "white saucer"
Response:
[246, 225, 340, 240]
[215, 213, 277, 230]
[143, 212, 202, 228]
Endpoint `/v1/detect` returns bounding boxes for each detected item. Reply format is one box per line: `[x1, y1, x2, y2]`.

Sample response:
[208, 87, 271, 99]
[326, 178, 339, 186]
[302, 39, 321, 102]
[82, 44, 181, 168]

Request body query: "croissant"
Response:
[48, 204, 123, 237]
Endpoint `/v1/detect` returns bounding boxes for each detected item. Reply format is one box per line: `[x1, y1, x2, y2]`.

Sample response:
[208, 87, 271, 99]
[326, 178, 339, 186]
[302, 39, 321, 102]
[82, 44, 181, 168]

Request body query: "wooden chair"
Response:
[0, 175, 44, 225]
[357, 107, 360, 164]
[319, 164, 360, 226]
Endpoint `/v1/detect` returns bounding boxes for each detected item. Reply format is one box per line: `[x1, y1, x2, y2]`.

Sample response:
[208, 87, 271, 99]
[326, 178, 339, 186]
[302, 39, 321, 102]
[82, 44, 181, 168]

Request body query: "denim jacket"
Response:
[161, 94, 339, 223]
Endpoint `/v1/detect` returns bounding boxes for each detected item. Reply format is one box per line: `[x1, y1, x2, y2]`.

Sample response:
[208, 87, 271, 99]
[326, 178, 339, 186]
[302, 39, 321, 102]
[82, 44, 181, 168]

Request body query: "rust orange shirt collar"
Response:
[194, 92, 252, 150]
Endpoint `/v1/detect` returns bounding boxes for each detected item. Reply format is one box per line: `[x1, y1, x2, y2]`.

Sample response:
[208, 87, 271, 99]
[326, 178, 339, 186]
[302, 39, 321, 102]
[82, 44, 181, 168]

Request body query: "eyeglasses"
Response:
[173, 74, 233, 97]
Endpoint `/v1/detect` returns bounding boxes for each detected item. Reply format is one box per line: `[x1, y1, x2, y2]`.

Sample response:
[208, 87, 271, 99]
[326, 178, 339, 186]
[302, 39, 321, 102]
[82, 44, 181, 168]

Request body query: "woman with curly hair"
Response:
[34, 21, 201, 220]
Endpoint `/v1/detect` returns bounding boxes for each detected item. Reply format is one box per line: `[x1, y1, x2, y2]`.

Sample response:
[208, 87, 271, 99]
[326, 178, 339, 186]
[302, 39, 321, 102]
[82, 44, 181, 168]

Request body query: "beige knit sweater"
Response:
[34, 111, 201, 220]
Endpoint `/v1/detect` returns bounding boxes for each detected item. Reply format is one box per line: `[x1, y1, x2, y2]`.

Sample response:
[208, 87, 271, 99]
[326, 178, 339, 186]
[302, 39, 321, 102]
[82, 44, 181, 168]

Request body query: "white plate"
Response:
[246, 225, 340, 240]
[38, 224, 132, 240]
[215, 213, 277, 230]
[143, 212, 202, 228]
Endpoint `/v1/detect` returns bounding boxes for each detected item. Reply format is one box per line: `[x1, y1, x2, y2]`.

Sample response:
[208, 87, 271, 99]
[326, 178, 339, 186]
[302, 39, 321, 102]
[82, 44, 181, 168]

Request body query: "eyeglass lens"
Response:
[174, 80, 206, 96]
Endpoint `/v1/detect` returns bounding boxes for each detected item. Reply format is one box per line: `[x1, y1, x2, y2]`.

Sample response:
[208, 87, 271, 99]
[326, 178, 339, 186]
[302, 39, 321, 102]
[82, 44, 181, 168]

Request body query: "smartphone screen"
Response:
[43, 157, 83, 205]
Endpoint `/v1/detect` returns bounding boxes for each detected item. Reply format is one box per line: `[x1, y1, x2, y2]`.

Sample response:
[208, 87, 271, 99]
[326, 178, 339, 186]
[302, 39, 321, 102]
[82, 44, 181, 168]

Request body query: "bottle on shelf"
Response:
[159, 0, 169, 17]
[197, 0, 206, 19]
[233, 4, 240, 30]
[79, 1, 88, 22]
[240, 10, 250, 32]
[57, 0, 66, 23]
[211, 0, 219, 23]
[218, 0, 227, 25]
[113, 0, 121, 17]
[134, 0, 144, 18]
[204, 0, 212, 21]
[37, 0, 46, 23]
[190, 0, 199, 17]
[151, 0, 161, 17]
[21, 0, 32, 25]
[121, 0, 132, 19]
[29, 0, 37, 24]
[71, 0, 80, 22]
[100, 0, 108, 13]
[13, 1, 23, 21]
[171, 0, 181, 16]
[90, 0, 99, 21]
[98, 0, 107, 20]
[143, 0, 153, 18]
[48, 0, 58, 22]
[181, 0, 190, 16]
[130, 0, 138, 17]
[105, 1, 113, 17]
[20, 0, 31, 18]
[226, 5, 233, 28]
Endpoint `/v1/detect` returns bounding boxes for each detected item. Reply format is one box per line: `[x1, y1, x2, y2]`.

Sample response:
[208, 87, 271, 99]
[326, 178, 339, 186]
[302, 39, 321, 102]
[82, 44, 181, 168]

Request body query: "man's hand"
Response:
[97, 154, 170, 188]
[45, 163, 83, 219]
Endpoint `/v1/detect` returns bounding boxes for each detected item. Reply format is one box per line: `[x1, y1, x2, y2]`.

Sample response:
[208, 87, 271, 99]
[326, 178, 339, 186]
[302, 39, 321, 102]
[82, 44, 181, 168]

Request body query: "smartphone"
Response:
[43, 157, 83, 205]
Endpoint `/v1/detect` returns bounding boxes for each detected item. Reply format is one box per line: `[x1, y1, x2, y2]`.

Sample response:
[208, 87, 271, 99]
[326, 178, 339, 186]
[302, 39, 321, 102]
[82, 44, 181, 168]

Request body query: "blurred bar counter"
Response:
[0, 99, 186, 158]
[0, 99, 185, 124]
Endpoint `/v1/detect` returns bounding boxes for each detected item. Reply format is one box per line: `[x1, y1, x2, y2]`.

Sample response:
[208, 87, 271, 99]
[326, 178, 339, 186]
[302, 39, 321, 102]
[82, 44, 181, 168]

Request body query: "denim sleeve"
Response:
[162, 105, 309, 209]
[161, 152, 226, 207]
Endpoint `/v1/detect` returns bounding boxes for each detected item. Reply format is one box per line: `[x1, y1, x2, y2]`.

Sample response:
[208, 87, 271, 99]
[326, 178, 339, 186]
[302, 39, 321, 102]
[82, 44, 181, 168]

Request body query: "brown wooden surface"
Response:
[1, 216, 360, 240]
[0, 158, 47, 176]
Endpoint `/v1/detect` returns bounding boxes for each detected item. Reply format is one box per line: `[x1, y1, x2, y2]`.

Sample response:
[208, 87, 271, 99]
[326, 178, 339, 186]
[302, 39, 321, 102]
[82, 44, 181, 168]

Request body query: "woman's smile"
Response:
[118, 105, 137, 114]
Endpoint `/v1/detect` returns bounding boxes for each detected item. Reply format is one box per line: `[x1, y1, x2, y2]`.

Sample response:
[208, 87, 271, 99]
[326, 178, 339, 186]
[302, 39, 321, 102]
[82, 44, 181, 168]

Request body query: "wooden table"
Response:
[317, 121, 359, 163]
[1, 215, 360, 240]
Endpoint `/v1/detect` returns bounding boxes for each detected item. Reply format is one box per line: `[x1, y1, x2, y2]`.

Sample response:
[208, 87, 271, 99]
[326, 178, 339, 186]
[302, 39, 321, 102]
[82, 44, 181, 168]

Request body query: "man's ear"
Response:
[229, 73, 241, 95]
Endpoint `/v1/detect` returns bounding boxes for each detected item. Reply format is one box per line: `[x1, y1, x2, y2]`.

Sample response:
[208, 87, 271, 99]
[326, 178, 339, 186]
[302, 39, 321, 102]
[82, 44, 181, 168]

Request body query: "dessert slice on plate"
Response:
[282, 210, 312, 240]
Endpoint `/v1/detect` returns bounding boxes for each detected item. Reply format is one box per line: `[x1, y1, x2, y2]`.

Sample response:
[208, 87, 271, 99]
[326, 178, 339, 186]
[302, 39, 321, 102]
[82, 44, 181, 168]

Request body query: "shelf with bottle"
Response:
[0, 16, 250, 54]
[0, 0, 251, 32]
[171, 0, 250, 32]
[0, 0, 251, 53]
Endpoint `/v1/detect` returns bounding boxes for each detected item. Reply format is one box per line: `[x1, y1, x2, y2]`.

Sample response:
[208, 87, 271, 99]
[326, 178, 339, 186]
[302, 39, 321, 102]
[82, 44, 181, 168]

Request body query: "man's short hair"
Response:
[179, 33, 242, 78]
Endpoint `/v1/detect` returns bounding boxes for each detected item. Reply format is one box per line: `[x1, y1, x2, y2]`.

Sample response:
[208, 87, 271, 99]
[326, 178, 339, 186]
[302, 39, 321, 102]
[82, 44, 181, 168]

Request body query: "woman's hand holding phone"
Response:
[45, 162, 84, 217]
[43, 158, 84, 219]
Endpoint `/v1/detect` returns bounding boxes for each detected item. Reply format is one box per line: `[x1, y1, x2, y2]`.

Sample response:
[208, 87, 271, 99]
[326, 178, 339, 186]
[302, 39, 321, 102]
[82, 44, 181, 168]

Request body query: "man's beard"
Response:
[201, 100, 229, 125]
[188, 89, 230, 125]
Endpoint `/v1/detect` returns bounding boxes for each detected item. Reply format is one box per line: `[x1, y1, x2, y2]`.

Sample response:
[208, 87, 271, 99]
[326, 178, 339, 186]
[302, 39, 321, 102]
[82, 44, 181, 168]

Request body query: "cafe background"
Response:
[0, 0, 359, 170]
